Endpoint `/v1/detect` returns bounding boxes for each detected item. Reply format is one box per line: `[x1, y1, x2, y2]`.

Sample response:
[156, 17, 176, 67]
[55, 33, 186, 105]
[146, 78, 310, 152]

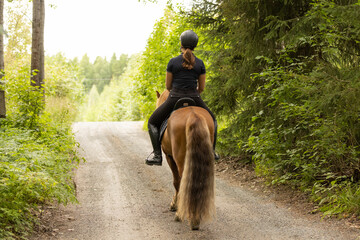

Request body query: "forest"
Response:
[1, 0, 360, 238]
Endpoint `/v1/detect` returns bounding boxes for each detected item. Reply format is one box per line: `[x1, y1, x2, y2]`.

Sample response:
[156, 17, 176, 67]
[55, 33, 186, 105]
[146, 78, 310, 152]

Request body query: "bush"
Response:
[246, 55, 360, 216]
[0, 125, 79, 238]
[0, 63, 82, 238]
[186, 0, 360, 216]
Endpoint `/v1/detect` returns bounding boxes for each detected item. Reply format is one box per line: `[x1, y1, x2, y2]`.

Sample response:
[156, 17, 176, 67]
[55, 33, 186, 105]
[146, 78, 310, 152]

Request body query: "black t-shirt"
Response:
[166, 54, 206, 90]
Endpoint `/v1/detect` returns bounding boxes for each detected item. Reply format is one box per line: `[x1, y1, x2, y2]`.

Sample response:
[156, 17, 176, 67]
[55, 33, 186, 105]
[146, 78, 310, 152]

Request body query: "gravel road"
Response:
[40, 122, 359, 240]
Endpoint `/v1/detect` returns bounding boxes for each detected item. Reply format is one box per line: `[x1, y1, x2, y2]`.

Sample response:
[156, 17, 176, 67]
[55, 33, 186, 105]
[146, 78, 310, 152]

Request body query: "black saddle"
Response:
[159, 97, 197, 141]
[173, 97, 196, 110]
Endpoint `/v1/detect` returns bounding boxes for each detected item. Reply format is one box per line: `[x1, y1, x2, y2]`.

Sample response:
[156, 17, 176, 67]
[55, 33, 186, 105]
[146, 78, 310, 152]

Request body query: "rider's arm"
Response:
[166, 72, 173, 91]
[197, 74, 206, 94]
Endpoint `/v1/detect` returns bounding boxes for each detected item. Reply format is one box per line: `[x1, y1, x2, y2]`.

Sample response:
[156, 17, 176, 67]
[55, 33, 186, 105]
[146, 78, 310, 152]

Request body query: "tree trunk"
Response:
[31, 0, 45, 91]
[0, 0, 5, 118]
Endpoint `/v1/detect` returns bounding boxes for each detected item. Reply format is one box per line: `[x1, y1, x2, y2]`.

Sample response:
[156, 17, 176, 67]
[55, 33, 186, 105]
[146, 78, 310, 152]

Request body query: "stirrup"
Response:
[145, 152, 162, 166]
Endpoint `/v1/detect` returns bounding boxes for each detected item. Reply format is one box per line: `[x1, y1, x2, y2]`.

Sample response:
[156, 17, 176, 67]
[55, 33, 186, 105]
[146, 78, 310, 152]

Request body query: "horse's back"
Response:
[169, 106, 214, 141]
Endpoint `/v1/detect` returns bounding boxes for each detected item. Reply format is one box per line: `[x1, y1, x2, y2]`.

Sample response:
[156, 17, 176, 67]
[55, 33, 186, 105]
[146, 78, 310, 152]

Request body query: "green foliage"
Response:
[77, 54, 142, 122]
[4, 0, 32, 67]
[45, 53, 84, 103]
[111, 54, 142, 121]
[0, 53, 83, 237]
[79, 53, 129, 93]
[248, 59, 360, 183]
[185, 0, 360, 216]
[5, 67, 44, 129]
[0, 69, 82, 238]
[2, 3, 83, 234]
[75, 52, 134, 122]
[110, 53, 128, 79]
[1, 85, 80, 239]
[79, 85, 100, 121]
[0, 125, 79, 239]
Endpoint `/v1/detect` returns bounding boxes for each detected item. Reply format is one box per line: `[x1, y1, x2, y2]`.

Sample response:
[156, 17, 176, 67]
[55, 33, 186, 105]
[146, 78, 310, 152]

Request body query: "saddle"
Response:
[159, 97, 196, 141]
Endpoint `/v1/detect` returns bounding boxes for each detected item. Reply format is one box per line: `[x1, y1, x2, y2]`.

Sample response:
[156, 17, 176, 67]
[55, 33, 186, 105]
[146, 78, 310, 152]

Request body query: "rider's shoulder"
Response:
[195, 56, 205, 64]
[168, 55, 183, 63]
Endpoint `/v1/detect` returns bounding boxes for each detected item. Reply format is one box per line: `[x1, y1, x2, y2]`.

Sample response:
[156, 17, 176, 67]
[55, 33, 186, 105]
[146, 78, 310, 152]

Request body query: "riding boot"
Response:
[214, 120, 220, 160]
[145, 123, 163, 166]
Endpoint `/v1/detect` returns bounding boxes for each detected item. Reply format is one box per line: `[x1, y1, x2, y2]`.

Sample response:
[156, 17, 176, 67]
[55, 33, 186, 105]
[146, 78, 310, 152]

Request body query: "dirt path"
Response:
[33, 122, 359, 239]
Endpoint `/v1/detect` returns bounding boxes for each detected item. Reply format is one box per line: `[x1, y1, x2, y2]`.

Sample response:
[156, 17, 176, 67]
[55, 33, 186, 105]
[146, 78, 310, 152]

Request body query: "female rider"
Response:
[145, 30, 218, 166]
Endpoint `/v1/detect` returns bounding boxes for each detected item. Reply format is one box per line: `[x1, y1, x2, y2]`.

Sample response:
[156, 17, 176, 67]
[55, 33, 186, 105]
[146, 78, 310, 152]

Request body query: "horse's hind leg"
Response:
[165, 154, 180, 212]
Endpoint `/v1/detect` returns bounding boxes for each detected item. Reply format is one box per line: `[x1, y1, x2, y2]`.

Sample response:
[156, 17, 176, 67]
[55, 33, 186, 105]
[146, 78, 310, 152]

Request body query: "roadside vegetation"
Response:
[0, 2, 82, 238]
[0, 48, 82, 239]
[185, 0, 360, 217]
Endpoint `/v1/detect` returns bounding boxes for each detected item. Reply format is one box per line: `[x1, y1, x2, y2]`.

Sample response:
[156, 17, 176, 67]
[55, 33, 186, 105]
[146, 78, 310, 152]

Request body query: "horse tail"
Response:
[177, 112, 215, 227]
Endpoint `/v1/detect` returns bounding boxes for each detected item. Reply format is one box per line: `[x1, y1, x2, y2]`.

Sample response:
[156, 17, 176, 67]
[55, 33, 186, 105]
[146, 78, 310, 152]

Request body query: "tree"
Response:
[4, 0, 31, 66]
[93, 56, 111, 93]
[182, 0, 360, 215]
[0, 0, 5, 118]
[45, 53, 84, 102]
[110, 53, 128, 78]
[31, 0, 45, 90]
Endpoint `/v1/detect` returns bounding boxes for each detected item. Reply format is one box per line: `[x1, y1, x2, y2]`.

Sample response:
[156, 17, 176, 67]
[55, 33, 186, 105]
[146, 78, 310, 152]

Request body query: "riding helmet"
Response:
[180, 30, 198, 50]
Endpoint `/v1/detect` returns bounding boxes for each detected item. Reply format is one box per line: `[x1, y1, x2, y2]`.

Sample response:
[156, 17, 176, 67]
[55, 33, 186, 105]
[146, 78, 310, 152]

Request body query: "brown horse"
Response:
[156, 90, 215, 230]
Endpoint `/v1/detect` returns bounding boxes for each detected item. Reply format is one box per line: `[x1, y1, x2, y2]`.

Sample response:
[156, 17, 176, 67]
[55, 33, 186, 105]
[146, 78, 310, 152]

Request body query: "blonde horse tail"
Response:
[177, 112, 215, 229]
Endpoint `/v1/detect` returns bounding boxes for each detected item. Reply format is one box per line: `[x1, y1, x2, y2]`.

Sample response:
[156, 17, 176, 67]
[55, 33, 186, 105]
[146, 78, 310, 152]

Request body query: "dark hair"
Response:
[182, 48, 195, 70]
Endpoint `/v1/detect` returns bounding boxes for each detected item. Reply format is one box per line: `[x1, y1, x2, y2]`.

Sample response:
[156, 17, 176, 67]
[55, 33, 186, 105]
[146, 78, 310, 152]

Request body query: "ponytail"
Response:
[182, 48, 195, 70]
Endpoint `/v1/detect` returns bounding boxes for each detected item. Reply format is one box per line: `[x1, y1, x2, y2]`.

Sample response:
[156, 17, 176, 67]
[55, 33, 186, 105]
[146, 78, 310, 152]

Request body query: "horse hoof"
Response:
[191, 220, 200, 230]
[191, 225, 200, 230]
[170, 206, 177, 212]
[174, 215, 181, 222]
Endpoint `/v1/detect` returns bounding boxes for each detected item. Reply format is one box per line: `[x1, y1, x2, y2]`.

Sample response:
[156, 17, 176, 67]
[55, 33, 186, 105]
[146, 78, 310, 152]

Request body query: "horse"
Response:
[155, 90, 216, 230]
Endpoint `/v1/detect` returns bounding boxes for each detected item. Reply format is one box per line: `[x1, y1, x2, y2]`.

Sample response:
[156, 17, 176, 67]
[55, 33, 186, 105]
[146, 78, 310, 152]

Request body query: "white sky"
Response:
[45, 0, 191, 61]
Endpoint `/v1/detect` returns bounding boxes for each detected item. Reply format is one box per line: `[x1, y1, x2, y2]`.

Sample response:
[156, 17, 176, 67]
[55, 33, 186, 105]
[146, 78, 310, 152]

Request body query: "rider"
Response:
[145, 30, 218, 166]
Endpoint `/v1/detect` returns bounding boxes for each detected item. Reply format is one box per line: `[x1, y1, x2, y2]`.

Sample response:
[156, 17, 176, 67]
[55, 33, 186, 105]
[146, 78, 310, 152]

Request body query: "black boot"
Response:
[214, 120, 220, 160]
[145, 124, 163, 166]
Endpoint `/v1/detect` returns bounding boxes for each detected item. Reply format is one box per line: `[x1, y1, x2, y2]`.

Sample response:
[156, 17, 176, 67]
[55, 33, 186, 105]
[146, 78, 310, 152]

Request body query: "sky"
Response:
[45, 0, 191, 61]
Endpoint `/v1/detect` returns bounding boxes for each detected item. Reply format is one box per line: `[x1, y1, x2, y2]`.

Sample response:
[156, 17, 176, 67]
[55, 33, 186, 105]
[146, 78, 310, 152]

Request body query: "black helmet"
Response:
[180, 30, 198, 50]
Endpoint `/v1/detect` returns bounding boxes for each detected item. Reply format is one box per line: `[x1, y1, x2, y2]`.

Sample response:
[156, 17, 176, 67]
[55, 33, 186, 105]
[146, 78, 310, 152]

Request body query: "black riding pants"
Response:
[148, 89, 216, 129]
